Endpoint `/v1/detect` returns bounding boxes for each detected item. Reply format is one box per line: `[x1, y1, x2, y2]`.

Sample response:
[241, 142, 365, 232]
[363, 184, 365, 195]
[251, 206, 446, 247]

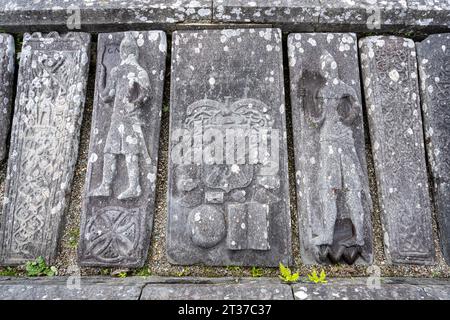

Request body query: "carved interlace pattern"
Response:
[430, 52, 450, 178]
[2, 35, 86, 261]
[371, 39, 432, 260]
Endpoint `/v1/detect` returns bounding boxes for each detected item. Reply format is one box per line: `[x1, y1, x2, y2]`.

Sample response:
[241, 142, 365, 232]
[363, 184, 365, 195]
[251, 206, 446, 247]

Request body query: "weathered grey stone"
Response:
[416, 34, 450, 265]
[0, 0, 211, 32]
[288, 33, 373, 266]
[167, 28, 291, 267]
[0, 34, 14, 162]
[292, 280, 434, 300]
[319, 0, 408, 31]
[1, 276, 449, 300]
[213, 0, 321, 31]
[0, 277, 143, 300]
[359, 36, 435, 265]
[421, 284, 450, 300]
[0, 32, 91, 265]
[141, 279, 293, 300]
[78, 31, 166, 268]
[407, 0, 450, 29]
[1, 0, 449, 33]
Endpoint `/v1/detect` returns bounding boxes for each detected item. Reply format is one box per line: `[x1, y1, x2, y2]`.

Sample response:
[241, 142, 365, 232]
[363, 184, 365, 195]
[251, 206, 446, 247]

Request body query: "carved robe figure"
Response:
[307, 51, 368, 264]
[91, 33, 151, 200]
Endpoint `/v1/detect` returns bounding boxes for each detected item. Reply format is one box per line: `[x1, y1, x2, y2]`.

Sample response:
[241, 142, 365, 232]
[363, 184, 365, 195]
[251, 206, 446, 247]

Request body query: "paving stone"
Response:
[416, 34, 450, 265]
[407, 0, 450, 29]
[78, 31, 166, 268]
[213, 0, 321, 30]
[359, 36, 435, 265]
[1, 276, 449, 300]
[319, 0, 408, 31]
[292, 282, 433, 300]
[0, 34, 14, 162]
[288, 33, 373, 266]
[0, 277, 143, 300]
[421, 284, 450, 300]
[0, 32, 91, 265]
[167, 28, 291, 267]
[141, 279, 293, 300]
[0, 0, 211, 32]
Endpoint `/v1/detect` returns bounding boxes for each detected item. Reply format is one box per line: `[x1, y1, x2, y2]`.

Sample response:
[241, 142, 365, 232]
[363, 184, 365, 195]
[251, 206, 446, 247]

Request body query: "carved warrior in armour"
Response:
[303, 50, 369, 264]
[91, 33, 151, 200]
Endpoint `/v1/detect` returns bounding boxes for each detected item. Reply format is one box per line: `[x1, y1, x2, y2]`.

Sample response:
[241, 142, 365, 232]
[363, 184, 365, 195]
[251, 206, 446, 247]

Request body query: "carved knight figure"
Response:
[91, 33, 151, 200]
[306, 50, 368, 264]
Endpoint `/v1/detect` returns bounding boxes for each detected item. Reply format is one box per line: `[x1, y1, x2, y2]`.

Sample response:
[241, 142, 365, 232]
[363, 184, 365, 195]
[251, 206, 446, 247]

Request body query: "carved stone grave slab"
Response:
[0, 32, 91, 265]
[0, 34, 14, 162]
[359, 36, 435, 265]
[288, 33, 373, 265]
[78, 31, 166, 268]
[417, 34, 450, 264]
[167, 28, 291, 267]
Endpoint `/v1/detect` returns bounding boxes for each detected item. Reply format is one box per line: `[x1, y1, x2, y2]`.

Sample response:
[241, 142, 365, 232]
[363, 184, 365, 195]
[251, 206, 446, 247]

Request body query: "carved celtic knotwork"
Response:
[0, 32, 91, 264]
[84, 207, 140, 263]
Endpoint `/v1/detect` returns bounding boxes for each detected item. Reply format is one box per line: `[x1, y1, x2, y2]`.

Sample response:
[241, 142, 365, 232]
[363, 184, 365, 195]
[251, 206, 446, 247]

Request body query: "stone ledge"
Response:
[0, 277, 449, 300]
[0, 0, 448, 33]
[292, 278, 450, 300]
[140, 278, 293, 300]
[213, 0, 450, 32]
[0, 0, 212, 32]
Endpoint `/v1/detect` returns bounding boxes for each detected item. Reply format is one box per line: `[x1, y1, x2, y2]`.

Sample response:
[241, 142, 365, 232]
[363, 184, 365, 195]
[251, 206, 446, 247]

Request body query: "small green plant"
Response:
[278, 262, 299, 283]
[25, 257, 57, 277]
[14, 36, 23, 61]
[100, 268, 111, 276]
[226, 265, 241, 273]
[431, 270, 442, 278]
[68, 228, 79, 249]
[251, 266, 263, 278]
[307, 268, 327, 284]
[176, 267, 189, 277]
[162, 103, 170, 113]
[135, 268, 151, 277]
[116, 271, 128, 278]
[0, 267, 18, 277]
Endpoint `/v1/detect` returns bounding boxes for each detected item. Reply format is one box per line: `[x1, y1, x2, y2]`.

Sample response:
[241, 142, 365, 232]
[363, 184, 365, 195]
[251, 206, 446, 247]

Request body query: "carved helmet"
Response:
[120, 32, 139, 60]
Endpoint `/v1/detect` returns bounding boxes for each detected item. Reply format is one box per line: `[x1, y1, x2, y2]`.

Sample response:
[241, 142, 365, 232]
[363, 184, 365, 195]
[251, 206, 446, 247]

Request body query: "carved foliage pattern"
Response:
[430, 50, 450, 178]
[370, 39, 432, 259]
